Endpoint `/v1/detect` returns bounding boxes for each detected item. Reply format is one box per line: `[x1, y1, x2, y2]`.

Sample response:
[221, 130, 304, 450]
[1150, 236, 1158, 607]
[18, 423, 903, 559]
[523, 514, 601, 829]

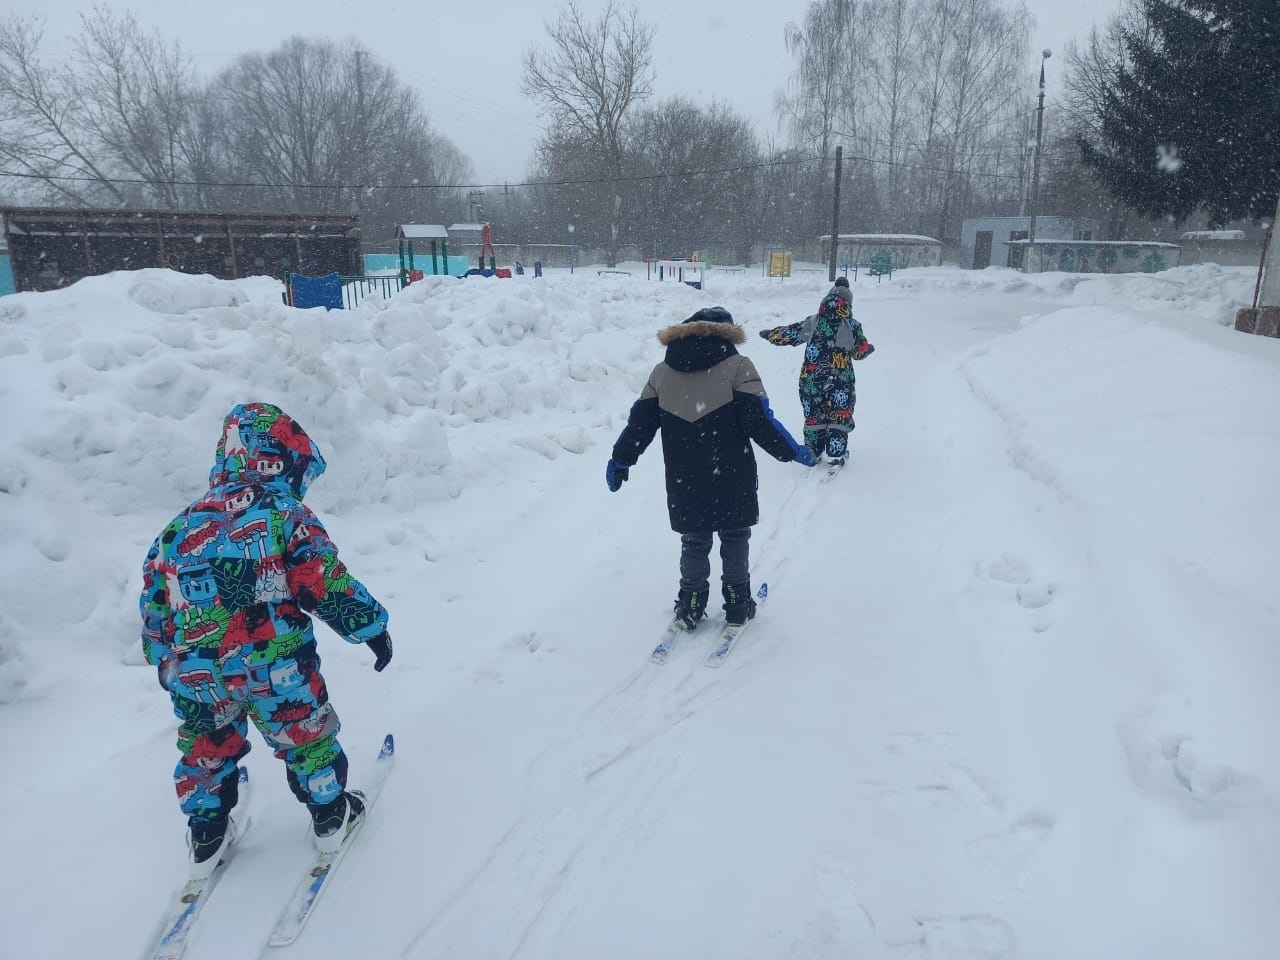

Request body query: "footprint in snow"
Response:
[986, 553, 1032, 585]
[983, 552, 1058, 629]
[886, 913, 1018, 959]
[1116, 714, 1254, 818]
[966, 810, 1057, 874]
[785, 856, 877, 959]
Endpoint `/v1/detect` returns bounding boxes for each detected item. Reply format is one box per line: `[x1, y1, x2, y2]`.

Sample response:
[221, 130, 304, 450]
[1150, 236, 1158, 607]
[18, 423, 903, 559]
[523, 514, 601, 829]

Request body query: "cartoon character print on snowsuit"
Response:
[140, 402, 387, 823]
[761, 282, 874, 459]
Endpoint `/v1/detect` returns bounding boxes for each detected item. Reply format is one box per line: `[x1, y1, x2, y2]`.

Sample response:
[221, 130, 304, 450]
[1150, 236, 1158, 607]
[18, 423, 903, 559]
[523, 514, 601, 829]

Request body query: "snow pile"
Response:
[0, 268, 700, 695]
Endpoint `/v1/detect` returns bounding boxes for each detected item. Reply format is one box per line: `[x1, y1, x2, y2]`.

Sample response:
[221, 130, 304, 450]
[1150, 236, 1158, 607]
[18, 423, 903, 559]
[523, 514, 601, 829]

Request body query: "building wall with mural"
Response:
[820, 234, 943, 271]
[1015, 240, 1181, 274]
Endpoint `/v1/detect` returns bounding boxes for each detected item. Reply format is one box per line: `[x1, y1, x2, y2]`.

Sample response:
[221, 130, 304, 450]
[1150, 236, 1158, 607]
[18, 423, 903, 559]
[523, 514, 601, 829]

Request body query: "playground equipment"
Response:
[458, 222, 512, 278]
[765, 250, 793, 278]
[395, 224, 455, 278]
[648, 256, 705, 290]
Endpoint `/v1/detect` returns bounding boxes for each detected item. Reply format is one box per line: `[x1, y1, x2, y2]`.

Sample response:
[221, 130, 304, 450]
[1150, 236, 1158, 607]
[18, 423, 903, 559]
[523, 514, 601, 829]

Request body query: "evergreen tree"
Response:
[1080, 0, 1279, 225]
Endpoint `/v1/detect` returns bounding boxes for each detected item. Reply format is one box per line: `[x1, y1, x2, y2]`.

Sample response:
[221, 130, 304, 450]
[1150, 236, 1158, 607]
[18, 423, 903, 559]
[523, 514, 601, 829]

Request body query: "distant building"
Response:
[960, 216, 1101, 269]
[1, 207, 362, 293]
[1179, 229, 1258, 266]
[0, 232, 13, 296]
[819, 234, 943, 271]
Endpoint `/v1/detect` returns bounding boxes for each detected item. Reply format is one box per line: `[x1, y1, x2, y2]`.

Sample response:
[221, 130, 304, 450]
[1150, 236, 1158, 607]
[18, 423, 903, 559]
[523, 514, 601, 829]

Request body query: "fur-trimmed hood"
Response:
[657, 319, 746, 346]
[657, 319, 745, 374]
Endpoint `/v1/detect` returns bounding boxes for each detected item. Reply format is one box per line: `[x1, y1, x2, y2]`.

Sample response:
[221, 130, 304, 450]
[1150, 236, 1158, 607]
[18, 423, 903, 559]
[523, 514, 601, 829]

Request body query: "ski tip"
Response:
[757, 582, 768, 600]
[380, 733, 395, 758]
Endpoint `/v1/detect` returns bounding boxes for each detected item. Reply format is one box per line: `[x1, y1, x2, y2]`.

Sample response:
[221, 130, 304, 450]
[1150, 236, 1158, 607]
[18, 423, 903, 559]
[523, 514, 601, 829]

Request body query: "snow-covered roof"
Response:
[1180, 230, 1246, 241]
[447, 223, 488, 233]
[821, 234, 942, 244]
[1005, 239, 1180, 248]
[396, 224, 448, 239]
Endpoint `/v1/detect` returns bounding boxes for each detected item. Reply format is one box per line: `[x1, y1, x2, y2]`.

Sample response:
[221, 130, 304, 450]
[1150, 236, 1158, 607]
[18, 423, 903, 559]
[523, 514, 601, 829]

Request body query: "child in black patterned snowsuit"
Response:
[759, 276, 875, 464]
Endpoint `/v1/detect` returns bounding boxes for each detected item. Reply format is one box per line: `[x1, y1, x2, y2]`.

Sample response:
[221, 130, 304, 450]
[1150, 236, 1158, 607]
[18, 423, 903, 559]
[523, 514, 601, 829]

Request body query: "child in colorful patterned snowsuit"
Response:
[140, 402, 392, 874]
[759, 277, 875, 464]
[606, 306, 816, 630]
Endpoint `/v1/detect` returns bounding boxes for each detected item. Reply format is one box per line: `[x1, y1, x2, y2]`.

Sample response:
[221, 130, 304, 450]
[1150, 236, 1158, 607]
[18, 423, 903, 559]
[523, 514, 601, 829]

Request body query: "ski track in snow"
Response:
[400, 287, 1067, 959]
[401, 279, 1272, 960]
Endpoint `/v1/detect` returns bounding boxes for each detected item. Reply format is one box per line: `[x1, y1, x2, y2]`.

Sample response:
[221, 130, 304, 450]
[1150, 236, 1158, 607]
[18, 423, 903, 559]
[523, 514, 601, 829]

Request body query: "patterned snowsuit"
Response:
[140, 403, 388, 826]
[761, 283, 875, 459]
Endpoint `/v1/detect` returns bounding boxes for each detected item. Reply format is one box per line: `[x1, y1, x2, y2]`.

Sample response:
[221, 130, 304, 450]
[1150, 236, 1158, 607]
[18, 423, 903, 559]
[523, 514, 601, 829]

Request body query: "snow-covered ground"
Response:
[1, 260, 1277, 959]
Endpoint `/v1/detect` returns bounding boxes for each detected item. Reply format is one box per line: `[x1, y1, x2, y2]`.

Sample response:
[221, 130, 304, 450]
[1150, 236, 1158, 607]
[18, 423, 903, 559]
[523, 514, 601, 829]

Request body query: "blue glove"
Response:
[794, 446, 817, 467]
[366, 630, 393, 672]
[606, 459, 630, 492]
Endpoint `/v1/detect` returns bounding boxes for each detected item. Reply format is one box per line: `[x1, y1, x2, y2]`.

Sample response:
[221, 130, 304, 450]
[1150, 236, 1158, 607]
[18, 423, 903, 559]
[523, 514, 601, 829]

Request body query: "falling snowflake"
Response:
[1156, 144, 1183, 173]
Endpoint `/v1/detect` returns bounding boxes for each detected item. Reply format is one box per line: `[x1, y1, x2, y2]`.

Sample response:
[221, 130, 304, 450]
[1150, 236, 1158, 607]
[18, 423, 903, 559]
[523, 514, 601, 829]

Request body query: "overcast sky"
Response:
[10, 0, 1124, 185]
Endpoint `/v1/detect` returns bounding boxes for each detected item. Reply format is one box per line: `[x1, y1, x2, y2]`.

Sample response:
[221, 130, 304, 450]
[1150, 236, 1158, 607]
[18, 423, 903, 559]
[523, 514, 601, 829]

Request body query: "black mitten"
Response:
[366, 631, 393, 672]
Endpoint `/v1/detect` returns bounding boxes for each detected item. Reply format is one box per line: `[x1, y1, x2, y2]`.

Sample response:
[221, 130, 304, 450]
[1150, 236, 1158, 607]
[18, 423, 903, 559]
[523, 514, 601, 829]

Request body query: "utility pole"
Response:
[355, 50, 365, 123]
[828, 145, 843, 282]
[1028, 50, 1051, 251]
[352, 50, 366, 215]
[1237, 193, 1280, 336]
[1259, 194, 1280, 308]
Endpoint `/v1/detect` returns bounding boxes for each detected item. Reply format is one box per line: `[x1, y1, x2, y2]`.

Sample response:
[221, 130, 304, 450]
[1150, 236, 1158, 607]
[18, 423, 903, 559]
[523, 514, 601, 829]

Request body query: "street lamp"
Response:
[1028, 49, 1051, 257]
[568, 223, 576, 275]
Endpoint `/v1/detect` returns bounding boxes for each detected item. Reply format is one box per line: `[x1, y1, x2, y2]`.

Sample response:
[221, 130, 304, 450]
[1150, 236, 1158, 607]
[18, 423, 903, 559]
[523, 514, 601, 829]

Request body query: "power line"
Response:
[0, 154, 827, 192]
[0, 144, 1087, 195]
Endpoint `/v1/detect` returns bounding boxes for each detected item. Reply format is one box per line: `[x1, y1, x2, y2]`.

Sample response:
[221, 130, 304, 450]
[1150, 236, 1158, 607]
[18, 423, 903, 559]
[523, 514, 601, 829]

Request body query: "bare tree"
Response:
[0, 14, 125, 205]
[934, 0, 1030, 238]
[777, 0, 867, 233]
[72, 7, 202, 208]
[863, 0, 920, 228]
[521, 0, 654, 266]
[1058, 0, 1153, 238]
[213, 37, 471, 232]
[1060, 0, 1152, 144]
[628, 97, 763, 263]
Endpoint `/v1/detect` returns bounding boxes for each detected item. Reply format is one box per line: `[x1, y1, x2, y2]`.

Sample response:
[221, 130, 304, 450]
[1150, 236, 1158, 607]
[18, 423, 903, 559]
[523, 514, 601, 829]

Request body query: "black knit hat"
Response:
[685, 306, 734, 324]
[834, 276, 850, 288]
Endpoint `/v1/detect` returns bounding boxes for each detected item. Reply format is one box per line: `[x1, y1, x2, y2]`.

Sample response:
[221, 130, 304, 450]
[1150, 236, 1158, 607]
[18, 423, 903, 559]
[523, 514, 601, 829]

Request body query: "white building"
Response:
[960, 216, 1101, 269]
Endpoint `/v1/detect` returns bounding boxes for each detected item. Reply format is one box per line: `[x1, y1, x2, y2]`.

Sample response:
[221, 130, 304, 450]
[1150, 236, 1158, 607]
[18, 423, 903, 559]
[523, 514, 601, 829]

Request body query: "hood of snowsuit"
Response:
[208, 402, 327, 500]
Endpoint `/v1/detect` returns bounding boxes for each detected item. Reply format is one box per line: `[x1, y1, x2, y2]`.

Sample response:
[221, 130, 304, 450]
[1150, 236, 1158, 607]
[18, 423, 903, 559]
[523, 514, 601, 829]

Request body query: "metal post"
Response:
[568, 224, 576, 274]
[1028, 50, 1051, 260]
[1258, 193, 1280, 307]
[828, 145, 843, 282]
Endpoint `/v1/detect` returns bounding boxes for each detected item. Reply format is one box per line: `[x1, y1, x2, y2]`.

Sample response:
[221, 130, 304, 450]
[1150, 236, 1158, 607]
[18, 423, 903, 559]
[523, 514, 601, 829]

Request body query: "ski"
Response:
[650, 618, 699, 664]
[823, 458, 847, 480]
[263, 733, 396, 949]
[150, 767, 253, 960]
[705, 582, 769, 668]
